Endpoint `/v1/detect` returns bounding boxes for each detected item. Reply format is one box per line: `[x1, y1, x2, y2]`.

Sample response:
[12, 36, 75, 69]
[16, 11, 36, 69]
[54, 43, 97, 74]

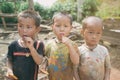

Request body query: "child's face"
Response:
[52, 16, 72, 41]
[82, 23, 102, 47]
[17, 17, 40, 40]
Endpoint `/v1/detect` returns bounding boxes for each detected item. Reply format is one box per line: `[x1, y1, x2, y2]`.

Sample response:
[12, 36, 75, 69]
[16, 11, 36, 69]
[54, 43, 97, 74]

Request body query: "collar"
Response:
[54, 38, 62, 44]
[84, 43, 98, 51]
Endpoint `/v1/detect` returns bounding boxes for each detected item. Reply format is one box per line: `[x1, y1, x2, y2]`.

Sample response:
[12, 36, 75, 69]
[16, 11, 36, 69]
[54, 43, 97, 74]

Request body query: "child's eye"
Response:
[89, 32, 93, 34]
[19, 25, 22, 28]
[27, 26, 32, 29]
[56, 25, 60, 27]
[64, 25, 68, 27]
[19, 25, 23, 28]
[97, 32, 101, 34]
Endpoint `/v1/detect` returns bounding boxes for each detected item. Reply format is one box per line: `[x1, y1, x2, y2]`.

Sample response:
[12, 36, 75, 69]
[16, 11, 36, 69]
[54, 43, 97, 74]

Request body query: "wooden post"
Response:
[28, 0, 34, 11]
[14, 0, 17, 13]
[0, 9, 7, 28]
[1, 17, 7, 29]
[77, 0, 84, 22]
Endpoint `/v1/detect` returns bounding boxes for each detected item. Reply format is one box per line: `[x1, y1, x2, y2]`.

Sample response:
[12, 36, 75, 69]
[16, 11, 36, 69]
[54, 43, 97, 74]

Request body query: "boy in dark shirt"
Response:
[6, 10, 44, 80]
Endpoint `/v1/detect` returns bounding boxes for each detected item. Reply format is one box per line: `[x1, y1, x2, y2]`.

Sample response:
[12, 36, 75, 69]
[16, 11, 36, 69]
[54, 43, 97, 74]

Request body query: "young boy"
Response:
[6, 10, 44, 80]
[78, 16, 111, 80]
[44, 12, 79, 80]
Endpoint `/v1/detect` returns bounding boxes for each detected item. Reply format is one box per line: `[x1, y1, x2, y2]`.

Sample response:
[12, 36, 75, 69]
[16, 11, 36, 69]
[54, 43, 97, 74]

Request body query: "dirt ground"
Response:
[102, 18, 120, 80]
[0, 18, 120, 80]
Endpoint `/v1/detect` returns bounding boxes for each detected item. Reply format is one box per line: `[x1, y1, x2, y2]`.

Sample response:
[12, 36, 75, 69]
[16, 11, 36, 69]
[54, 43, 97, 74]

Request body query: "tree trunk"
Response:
[28, 0, 34, 11]
[77, 0, 84, 22]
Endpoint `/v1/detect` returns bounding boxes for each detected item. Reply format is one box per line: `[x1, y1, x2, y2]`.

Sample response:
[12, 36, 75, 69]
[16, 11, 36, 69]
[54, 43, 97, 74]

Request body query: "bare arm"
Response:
[24, 37, 44, 65]
[62, 36, 79, 65]
[29, 46, 43, 65]
[104, 54, 111, 80]
[67, 43, 79, 65]
[6, 58, 18, 80]
[6, 58, 14, 75]
[73, 65, 80, 80]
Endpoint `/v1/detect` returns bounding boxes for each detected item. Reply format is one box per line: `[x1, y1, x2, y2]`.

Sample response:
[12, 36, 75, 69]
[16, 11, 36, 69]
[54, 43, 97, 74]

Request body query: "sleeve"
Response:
[78, 44, 85, 56]
[44, 40, 52, 57]
[104, 47, 111, 69]
[37, 41, 45, 56]
[105, 53, 111, 69]
[7, 43, 14, 62]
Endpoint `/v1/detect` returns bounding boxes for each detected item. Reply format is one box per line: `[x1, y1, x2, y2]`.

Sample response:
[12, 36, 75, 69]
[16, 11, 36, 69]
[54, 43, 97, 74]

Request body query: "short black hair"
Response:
[18, 10, 41, 27]
[52, 11, 73, 25]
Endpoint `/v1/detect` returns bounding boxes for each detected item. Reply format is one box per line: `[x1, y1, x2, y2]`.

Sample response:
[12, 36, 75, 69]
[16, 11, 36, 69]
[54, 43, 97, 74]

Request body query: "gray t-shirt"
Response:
[78, 44, 111, 80]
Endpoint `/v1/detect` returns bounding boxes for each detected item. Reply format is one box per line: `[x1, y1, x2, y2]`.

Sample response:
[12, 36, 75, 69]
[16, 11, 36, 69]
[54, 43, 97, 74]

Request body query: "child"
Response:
[78, 16, 111, 80]
[6, 10, 44, 80]
[44, 12, 79, 80]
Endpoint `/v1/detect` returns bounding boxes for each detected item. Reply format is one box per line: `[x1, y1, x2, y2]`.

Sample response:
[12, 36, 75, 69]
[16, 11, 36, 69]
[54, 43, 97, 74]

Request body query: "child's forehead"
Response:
[86, 25, 102, 30]
[18, 17, 34, 22]
[85, 24, 103, 32]
[54, 15, 70, 20]
[18, 17, 35, 24]
[84, 18, 103, 29]
[54, 17, 72, 26]
[87, 21, 102, 28]
[86, 22, 102, 27]
[54, 15, 71, 23]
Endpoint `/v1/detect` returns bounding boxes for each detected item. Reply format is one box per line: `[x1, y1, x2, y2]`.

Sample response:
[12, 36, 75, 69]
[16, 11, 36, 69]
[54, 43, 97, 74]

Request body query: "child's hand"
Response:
[6, 74, 18, 80]
[6, 70, 18, 80]
[23, 36, 34, 48]
[6, 69, 14, 76]
[39, 68, 49, 75]
[62, 36, 71, 45]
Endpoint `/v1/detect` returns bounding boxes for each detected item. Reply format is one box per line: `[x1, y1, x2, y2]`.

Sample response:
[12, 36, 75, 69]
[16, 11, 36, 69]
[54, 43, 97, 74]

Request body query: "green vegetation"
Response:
[96, 0, 120, 18]
[81, 0, 98, 19]
[0, 2, 17, 23]
[0, 0, 120, 24]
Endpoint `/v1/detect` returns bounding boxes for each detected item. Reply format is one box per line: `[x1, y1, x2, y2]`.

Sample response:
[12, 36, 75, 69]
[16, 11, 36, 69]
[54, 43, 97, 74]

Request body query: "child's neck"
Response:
[18, 39, 27, 48]
[18, 38, 35, 48]
[85, 43, 97, 51]
[55, 38, 62, 43]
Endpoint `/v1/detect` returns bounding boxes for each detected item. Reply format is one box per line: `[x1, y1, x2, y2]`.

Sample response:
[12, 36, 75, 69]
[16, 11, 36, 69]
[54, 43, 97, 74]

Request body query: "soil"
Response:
[0, 18, 120, 80]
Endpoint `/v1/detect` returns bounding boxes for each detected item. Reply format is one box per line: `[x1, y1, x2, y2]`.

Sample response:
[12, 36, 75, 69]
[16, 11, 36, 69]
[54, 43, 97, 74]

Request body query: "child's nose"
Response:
[60, 26, 64, 31]
[23, 28, 28, 32]
[93, 34, 97, 39]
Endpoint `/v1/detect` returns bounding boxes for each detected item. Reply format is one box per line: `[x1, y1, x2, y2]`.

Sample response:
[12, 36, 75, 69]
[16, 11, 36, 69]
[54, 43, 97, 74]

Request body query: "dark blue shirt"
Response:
[7, 40, 44, 80]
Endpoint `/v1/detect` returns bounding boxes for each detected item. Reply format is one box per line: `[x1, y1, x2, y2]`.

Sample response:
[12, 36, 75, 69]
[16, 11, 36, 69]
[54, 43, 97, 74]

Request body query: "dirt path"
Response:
[111, 68, 120, 80]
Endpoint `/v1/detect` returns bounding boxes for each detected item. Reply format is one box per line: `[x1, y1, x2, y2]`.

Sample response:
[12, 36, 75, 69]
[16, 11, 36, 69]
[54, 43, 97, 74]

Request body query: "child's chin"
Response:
[21, 37, 25, 41]
[57, 37, 62, 41]
[92, 43, 97, 46]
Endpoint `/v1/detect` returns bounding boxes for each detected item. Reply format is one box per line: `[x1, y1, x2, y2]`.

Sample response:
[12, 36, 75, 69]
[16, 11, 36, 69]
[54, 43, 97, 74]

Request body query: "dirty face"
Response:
[52, 15, 72, 41]
[17, 17, 40, 41]
[82, 23, 103, 47]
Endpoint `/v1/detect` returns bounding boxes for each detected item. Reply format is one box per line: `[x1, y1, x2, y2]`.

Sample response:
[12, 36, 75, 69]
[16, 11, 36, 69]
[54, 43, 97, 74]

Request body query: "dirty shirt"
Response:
[78, 44, 111, 80]
[45, 38, 76, 80]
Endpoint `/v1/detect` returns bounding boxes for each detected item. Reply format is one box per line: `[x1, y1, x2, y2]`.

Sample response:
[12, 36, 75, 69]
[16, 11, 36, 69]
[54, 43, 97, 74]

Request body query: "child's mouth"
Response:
[23, 35, 28, 37]
[60, 33, 64, 36]
[22, 35, 28, 40]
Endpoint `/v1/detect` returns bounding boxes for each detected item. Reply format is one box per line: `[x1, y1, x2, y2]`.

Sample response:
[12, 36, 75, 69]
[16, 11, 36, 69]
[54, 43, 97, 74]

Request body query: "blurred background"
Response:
[0, 0, 120, 80]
